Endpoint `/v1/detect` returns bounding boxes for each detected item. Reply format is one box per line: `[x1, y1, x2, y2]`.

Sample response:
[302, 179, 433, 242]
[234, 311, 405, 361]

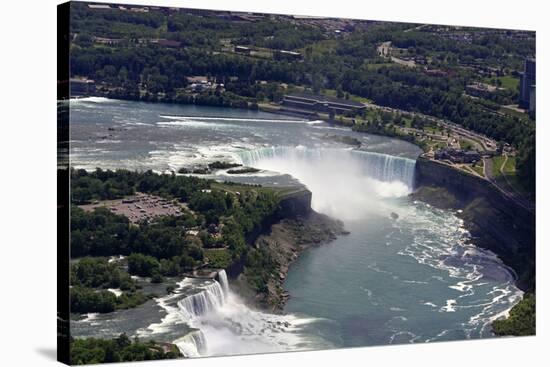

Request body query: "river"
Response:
[69, 97, 521, 357]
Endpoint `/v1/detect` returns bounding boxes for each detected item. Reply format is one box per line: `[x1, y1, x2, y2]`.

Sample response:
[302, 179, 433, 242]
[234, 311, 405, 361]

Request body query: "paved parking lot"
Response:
[79, 192, 185, 223]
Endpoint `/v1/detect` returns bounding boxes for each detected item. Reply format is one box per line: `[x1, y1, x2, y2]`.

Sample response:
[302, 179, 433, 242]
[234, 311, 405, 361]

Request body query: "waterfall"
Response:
[352, 150, 416, 189]
[143, 262, 330, 358]
[236, 146, 417, 220]
[237, 146, 416, 190]
[177, 280, 226, 320]
[174, 330, 208, 357]
[171, 271, 229, 356]
[217, 269, 229, 295]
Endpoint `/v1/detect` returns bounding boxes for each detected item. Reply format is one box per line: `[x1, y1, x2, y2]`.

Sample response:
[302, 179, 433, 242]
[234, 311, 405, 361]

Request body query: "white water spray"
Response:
[238, 146, 416, 220]
[141, 270, 330, 358]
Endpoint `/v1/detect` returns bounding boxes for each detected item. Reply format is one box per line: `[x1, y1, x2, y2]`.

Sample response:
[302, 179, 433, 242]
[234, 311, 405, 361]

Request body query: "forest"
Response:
[68, 3, 536, 191]
[70, 334, 181, 365]
[70, 169, 282, 313]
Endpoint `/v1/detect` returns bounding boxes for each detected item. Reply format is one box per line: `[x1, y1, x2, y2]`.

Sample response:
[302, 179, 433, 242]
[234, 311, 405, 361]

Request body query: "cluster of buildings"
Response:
[434, 149, 481, 164]
[465, 82, 504, 98]
[431, 27, 534, 45]
[93, 36, 182, 48]
[179, 8, 268, 22]
[288, 15, 371, 35]
[88, 3, 152, 13]
[281, 93, 366, 115]
[185, 76, 223, 93]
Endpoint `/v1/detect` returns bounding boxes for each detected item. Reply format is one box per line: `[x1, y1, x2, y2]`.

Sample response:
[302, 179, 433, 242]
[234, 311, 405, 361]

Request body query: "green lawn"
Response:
[502, 156, 516, 174]
[459, 138, 477, 150]
[431, 142, 448, 150]
[490, 155, 530, 194]
[485, 75, 520, 91]
[424, 125, 444, 135]
[301, 39, 338, 56]
[498, 75, 520, 90]
[322, 88, 372, 104]
[491, 155, 516, 177]
[363, 62, 393, 71]
[500, 106, 531, 121]
[472, 162, 485, 177]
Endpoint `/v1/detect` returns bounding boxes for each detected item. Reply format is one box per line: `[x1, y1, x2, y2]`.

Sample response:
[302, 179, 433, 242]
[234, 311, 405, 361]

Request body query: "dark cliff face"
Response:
[277, 189, 312, 218]
[413, 157, 535, 291]
[227, 187, 313, 279]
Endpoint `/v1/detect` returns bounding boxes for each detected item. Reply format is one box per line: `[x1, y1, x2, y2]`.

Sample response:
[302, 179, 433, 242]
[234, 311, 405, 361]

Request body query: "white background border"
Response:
[0, 0, 547, 366]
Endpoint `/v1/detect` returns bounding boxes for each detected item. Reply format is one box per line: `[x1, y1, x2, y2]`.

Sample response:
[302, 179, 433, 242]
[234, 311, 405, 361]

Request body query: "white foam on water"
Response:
[140, 270, 331, 358]
[80, 313, 99, 322]
[173, 330, 207, 357]
[70, 96, 113, 104]
[441, 299, 457, 313]
[96, 139, 122, 144]
[394, 201, 523, 336]
[159, 115, 308, 124]
[157, 120, 231, 129]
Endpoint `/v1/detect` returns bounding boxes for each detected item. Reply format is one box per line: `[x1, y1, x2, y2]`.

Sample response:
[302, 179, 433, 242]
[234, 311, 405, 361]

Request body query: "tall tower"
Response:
[519, 57, 536, 111]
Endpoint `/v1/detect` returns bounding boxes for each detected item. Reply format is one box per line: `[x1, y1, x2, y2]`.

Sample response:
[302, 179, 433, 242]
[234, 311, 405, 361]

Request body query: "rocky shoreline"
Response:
[232, 210, 348, 313]
[412, 157, 535, 292]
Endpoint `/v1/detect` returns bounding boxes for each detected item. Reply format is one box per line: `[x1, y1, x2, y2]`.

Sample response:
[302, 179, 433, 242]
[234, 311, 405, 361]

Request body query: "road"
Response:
[376, 41, 416, 68]
[363, 101, 498, 151]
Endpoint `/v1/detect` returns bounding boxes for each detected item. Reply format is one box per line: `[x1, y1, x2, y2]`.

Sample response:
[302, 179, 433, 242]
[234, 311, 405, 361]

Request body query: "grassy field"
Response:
[497, 75, 520, 90]
[424, 125, 444, 135]
[484, 75, 520, 90]
[322, 88, 372, 104]
[362, 62, 393, 71]
[301, 39, 338, 56]
[471, 161, 485, 177]
[491, 155, 516, 177]
[502, 156, 517, 174]
[490, 155, 529, 194]
[459, 138, 477, 150]
[500, 106, 531, 121]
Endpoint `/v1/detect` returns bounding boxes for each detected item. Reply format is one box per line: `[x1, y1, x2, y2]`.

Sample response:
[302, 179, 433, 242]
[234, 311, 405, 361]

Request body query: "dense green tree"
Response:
[492, 294, 536, 336]
[70, 334, 181, 365]
[127, 253, 160, 277]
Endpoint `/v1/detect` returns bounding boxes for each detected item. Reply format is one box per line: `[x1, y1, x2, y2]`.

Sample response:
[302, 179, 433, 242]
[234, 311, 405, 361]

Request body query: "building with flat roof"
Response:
[282, 93, 366, 115]
[88, 4, 111, 10]
[93, 37, 123, 45]
[434, 149, 481, 164]
[275, 50, 302, 60]
[466, 82, 502, 98]
[234, 46, 252, 55]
